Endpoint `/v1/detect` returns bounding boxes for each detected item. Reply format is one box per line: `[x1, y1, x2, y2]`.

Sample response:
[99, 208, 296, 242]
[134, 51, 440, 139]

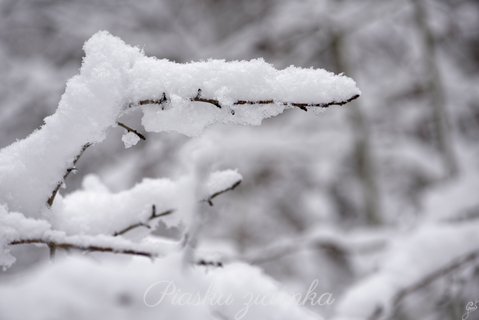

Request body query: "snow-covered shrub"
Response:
[0, 31, 360, 319]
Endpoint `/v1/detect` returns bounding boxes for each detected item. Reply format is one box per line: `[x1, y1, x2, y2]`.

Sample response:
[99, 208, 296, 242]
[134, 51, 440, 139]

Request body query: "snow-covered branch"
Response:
[393, 246, 479, 307]
[2, 170, 241, 266]
[0, 31, 360, 220]
[112, 175, 241, 237]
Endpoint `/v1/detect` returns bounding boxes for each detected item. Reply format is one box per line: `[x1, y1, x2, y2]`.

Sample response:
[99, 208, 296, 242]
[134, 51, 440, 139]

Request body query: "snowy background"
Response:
[1, 1, 479, 320]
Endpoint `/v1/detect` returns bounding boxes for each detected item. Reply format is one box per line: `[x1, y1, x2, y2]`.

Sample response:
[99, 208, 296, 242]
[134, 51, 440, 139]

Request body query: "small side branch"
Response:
[113, 206, 174, 237]
[47, 143, 92, 207]
[117, 121, 146, 141]
[203, 179, 242, 206]
[113, 179, 242, 237]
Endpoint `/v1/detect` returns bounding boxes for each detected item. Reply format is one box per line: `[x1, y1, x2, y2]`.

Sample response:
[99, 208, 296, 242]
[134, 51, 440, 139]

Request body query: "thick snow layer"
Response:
[50, 170, 241, 236]
[0, 254, 318, 320]
[333, 221, 479, 320]
[134, 58, 360, 136]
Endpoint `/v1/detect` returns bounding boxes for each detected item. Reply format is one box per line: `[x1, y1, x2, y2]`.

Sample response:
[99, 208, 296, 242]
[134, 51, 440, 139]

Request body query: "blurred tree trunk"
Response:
[413, 0, 458, 178]
[330, 31, 382, 226]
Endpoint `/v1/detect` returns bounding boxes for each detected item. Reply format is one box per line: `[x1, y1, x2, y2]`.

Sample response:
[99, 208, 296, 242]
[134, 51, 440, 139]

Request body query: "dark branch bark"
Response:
[203, 179, 241, 206]
[130, 90, 360, 111]
[117, 121, 146, 141]
[112, 206, 174, 237]
[10, 239, 155, 258]
[47, 143, 92, 207]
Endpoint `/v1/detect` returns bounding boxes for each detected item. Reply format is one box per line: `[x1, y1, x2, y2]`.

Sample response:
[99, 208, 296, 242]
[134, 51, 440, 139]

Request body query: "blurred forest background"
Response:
[1, 0, 478, 319]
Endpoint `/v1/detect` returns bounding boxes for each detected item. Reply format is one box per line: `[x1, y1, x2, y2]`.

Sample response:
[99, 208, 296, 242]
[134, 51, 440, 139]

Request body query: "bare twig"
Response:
[47, 143, 92, 207]
[135, 92, 168, 107]
[203, 179, 242, 207]
[113, 205, 174, 237]
[131, 90, 360, 111]
[117, 121, 146, 141]
[113, 179, 242, 237]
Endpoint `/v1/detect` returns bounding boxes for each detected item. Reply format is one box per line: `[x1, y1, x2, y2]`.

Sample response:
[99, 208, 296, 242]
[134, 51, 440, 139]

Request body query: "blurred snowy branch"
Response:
[333, 221, 479, 320]
[241, 227, 387, 264]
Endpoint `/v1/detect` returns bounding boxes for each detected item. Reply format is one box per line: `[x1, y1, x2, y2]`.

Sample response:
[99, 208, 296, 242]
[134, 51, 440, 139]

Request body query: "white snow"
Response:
[122, 132, 141, 148]
[0, 254, 319, 320]
[0, 205, 51, 268]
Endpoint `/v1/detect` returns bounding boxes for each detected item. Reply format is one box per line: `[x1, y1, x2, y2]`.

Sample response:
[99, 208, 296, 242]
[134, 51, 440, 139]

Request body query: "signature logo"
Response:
[462, 300, 479, 320]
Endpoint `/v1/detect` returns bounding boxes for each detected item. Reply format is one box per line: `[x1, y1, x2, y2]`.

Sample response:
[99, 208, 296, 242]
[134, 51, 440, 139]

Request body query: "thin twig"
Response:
[117, 121, 146, 141]
[47, 143, 92, 207]
[113, 206, 174, 237]
[131, 90, 360, 111]
[203, 179, 242, 206]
